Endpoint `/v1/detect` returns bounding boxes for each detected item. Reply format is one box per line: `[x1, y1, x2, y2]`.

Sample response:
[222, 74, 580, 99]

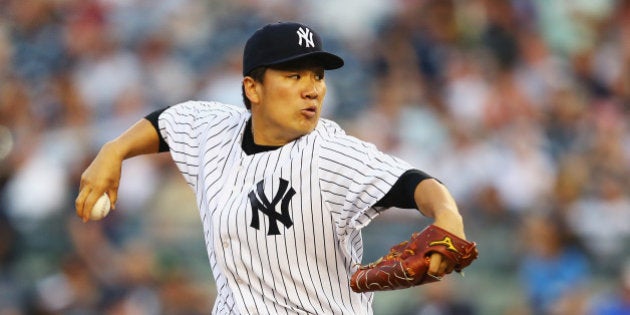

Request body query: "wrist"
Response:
[432, 210, 465, 239]
[102, 140, 128, 161]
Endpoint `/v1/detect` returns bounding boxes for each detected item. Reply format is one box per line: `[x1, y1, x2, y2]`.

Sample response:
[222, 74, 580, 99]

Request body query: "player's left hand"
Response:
[349, 224, 478, 292]
[425, 220, 465, 279]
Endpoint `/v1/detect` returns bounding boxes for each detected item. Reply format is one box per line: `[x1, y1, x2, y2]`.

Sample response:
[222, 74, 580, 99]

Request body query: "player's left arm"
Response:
[413, 177, 466, 277]
[413, 178, 465, 239]
[376, 169, 466, 278]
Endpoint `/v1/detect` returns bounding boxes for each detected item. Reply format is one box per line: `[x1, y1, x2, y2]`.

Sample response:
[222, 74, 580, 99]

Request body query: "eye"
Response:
[314, 70, 325, 80]
[288, 74, 301, 79]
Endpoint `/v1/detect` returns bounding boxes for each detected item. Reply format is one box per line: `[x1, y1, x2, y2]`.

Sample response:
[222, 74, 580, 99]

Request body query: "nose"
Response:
[304, 84, 318, 99]
[302, 74, 322, 99]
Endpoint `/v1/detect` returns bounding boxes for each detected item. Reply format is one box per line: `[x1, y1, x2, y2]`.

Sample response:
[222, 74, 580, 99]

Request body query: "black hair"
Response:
[242, 67, 267, 110]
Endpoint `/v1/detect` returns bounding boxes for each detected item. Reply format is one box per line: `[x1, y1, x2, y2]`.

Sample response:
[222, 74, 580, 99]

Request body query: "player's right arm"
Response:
[75, 118, 160, 222]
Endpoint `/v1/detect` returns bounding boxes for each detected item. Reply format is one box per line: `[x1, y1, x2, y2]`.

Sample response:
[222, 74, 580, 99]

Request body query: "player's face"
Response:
[249, 65, 327, 145]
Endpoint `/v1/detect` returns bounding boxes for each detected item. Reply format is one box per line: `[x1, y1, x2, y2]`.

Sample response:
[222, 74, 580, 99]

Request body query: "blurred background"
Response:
[1, 0, 629, 314]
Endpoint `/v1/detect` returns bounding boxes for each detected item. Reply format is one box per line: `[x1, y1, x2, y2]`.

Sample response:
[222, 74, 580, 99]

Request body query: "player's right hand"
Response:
[75, 142, 123, 222]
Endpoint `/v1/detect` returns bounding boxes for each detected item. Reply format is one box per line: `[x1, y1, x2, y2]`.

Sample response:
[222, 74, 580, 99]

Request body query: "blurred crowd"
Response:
[1, 0, 630, 314]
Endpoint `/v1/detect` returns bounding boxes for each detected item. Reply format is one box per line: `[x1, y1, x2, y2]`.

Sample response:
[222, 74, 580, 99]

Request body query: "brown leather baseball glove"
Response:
[350, 224, 478, 292]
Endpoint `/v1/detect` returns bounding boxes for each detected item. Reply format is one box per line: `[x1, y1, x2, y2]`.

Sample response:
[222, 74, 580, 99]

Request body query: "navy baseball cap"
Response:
[242, 22, 344, 76]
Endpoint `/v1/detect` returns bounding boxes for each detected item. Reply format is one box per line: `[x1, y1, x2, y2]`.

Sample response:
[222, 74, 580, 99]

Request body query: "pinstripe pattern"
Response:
[159, 101, 411, 314]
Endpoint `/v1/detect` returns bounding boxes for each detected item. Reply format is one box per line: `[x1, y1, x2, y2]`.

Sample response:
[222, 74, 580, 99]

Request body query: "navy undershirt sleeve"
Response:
[144, 107, 170, 152]
[375, 169, 435, 209]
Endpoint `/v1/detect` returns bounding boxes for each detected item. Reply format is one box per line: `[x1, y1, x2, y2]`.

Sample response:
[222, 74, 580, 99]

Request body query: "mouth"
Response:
[301, 106, 318, 118]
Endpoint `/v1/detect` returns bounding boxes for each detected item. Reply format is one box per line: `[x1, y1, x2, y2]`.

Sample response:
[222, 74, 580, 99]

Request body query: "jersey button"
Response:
[222, 241, 229, 248]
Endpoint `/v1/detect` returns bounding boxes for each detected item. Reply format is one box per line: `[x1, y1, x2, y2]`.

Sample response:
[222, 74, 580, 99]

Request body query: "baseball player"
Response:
[75, 21, 471, 314]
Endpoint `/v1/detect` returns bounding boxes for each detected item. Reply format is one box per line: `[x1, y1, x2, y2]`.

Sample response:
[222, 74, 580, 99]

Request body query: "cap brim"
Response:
[264, 51, 344, 70]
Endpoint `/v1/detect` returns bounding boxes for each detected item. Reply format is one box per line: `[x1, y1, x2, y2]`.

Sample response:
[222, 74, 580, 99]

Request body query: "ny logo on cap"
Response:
[297, 27, 315, 48]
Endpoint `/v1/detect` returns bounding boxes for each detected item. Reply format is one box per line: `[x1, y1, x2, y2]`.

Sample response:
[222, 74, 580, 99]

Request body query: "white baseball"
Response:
[90, 193, 111, 220]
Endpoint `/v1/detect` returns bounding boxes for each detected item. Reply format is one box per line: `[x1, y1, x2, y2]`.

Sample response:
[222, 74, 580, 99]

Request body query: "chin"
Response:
[303, 122, 318, 133]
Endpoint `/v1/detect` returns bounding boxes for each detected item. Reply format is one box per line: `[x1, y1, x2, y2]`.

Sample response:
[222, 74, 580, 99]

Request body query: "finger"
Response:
[75, 186, 91, 220]
[433, 256, 448, 275]
[439, 260, 450, 275]
[107, 187, 118, 210]
[428, 253, 443, 276]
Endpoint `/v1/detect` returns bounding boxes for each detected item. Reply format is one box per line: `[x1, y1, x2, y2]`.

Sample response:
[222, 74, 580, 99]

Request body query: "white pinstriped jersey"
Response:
[159, 101, 413, 314]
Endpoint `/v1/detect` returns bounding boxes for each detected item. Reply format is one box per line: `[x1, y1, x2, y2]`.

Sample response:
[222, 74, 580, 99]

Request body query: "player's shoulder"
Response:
[170, 100, 247, 116]
[315, 118, 346, 138]
[315, 118, 378, 152]
[164, 100, 249, 123]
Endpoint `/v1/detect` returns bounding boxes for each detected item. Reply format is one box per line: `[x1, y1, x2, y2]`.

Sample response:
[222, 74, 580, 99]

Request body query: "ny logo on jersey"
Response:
[248, 178, 295, 235]
[296, 27, 315, 48]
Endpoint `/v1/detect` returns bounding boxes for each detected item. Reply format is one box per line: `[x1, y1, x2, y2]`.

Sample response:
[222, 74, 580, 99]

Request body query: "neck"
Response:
[250, 117, 295, 146]
[242, 119, 281, 155]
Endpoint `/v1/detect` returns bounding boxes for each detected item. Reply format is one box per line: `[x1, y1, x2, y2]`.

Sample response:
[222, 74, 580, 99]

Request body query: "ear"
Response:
[243, 77, 260, 105]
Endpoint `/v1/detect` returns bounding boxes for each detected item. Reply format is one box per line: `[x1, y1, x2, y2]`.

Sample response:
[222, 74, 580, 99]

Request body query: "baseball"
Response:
[90, 193, 111, 220]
